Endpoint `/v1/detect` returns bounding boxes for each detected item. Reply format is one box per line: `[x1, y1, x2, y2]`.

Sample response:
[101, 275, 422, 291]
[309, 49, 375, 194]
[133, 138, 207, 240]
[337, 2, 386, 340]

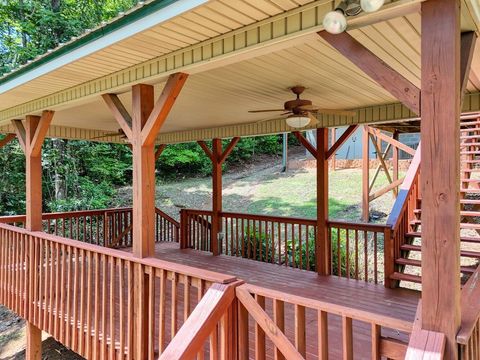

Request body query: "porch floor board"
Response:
[131, 242, 420, 359]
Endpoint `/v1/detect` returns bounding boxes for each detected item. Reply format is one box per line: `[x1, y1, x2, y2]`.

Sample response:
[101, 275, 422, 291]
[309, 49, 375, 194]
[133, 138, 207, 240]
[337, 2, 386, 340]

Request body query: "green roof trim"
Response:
[0, 0, 178, 86]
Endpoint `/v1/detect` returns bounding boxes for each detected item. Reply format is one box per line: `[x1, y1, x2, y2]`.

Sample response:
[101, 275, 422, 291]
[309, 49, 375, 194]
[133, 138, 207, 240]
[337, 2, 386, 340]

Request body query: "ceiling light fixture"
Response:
[286, 115, 311, 128]
[323, 0, 384, 34]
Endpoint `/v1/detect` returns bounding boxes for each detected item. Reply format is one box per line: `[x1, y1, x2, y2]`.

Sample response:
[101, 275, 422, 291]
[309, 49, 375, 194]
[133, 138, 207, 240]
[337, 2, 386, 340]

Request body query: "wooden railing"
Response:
[328, 220, 391, 284]
[233, 283, 411, 359]
[0, 207, 179, 248]
[183, 209, 390, 283]
[0, 222, 235, 359]
[457, 266, 480, 359]
[386, 144, 421, 276]
[180, 209, 212, 251]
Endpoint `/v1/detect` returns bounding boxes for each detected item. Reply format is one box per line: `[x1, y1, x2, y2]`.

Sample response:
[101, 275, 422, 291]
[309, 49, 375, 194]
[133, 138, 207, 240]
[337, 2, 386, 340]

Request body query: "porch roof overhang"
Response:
[0, 0, 479, 145]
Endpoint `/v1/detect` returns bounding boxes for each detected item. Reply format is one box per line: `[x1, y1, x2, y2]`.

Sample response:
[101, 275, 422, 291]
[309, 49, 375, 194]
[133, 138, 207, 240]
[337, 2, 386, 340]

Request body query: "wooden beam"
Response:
[362, 126, 370, 222]
[460, 32, 477, 99]
[369, 133, 397, 196]
[330, 128, 336, 171]
[326, 125, 358, 160]
[102, 93, 133, 140]
[155, 144, 166, 161]
[11, 120, 26, 153]
[316, 128, 330, 275]
[219, 137, 240, 165]
[293, 131, 317, 159]
[367, 127, 416, 156]
[318, 31, 420, 115]
[369, 178, 404, 201]
[197, 141, 214, 162]
[0, 133, 16, 149]
[369, 143, 392, 192]
[30, 111, 54, 157]
[141, 72, 188, 146]
[421, 1, 461, 359]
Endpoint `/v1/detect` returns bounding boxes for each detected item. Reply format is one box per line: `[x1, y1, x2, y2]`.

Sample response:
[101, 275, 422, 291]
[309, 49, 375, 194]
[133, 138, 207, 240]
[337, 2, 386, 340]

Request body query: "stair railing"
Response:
[386, 144, 421, 285]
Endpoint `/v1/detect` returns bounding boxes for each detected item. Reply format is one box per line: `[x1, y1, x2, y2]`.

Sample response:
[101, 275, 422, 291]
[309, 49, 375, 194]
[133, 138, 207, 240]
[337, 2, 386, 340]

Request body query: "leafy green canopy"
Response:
[0, 0, 137, 75]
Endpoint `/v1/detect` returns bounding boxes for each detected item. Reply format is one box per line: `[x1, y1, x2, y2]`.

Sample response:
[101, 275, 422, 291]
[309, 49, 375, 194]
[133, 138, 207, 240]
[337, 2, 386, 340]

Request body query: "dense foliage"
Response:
[0, 134, 284, 216]
[0, 1, 288, 216]
[0, 0, 137, 75]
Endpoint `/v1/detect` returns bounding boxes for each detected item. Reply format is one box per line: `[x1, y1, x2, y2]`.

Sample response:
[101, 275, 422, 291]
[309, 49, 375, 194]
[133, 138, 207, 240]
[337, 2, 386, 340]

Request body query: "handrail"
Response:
[155, 207, 180, 227]
[457, 265, 480, 344]
[0, 222, 235, 284]
[159, 282, 238, 359]
[386, 143, 421, 230]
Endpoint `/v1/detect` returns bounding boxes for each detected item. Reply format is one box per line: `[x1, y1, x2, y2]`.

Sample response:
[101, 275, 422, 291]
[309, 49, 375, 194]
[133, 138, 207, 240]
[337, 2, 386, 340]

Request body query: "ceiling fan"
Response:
[91, 129, 128, 141]
[248, 86, 356, 128]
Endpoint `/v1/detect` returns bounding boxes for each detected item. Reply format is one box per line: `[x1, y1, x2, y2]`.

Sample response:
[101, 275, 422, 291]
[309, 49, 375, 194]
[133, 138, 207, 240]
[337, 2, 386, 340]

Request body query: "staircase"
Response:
[388, 117, 480, 288]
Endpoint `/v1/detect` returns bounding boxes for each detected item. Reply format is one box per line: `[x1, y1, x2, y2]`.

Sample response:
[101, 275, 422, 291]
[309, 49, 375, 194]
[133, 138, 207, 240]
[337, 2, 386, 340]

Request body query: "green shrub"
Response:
[238, 229, 272, 262]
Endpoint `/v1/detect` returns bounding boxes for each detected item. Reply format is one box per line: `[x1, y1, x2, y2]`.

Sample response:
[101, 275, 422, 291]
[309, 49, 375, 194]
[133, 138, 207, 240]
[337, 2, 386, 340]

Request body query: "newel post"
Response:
[12, 111, 54, 360]
[421, 0, 461, 359]
[316, 128, 330, 275]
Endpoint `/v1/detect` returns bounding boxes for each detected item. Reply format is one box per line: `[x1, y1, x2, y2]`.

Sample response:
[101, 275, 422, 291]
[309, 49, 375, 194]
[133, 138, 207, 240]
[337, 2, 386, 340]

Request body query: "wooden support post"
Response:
[362, 126, 370, 222]
[392, 131, 399, 196]
[421, 1, 461, 359]
[12, 111, 54, 360]
[212, 138, 223, 256]
[103, 73, 187, 360]
[316, 128, 330, 275]
[198, 137, 240, 255]
[103, 73, 187, 257]
[330, 128, 336, 171]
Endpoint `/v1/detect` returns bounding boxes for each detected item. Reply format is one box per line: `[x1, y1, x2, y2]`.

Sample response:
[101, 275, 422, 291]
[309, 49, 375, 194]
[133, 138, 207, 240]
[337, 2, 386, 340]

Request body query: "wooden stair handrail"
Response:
[159, 282, 239, 359]
[236, 285, 304, 360]
[386, 143, 421, 230]
[155, 207, 180, 228]
[457, 265, 480, 344]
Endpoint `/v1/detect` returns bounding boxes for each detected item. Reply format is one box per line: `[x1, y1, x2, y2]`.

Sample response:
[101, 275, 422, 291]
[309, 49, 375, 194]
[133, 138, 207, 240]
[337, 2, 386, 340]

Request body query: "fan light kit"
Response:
[286, 115, 311, 129]
[323, 0, 384, 34]
[249, 86, 356, 129]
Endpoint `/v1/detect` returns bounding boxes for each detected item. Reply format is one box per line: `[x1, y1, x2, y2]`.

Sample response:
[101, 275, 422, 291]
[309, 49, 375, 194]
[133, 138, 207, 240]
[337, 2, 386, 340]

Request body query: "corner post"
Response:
[211, 138, 223, 256]
[13, 112, 53, 360]
[392, 131, 399, 193]
[421, 0, 461, 358]
[316, 128, 330, 275]
[362, 126, 370, 222]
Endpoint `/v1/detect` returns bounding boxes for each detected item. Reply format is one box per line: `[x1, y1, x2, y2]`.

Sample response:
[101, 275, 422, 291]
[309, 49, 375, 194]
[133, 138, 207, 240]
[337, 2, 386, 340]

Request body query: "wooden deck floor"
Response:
[130, 242, 420, 359]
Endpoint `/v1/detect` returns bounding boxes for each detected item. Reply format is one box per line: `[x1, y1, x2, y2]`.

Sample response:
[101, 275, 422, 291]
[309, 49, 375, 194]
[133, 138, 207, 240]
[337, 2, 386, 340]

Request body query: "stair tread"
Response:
[405, 232, 480, 243]
[400, 244, 480, 258]
[390, 272, 422, 283]
[413, 209, 480, 216]
[395, 258, 476, 273]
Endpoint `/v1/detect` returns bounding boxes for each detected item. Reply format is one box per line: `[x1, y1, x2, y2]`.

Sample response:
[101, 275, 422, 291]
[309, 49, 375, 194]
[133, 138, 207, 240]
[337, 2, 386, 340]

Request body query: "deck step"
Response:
[461, 199, 480, 205]
[413, 209, 480, 217]
[400, 244, 480, 258]
[390, 272, 422, 284]
[410, 219, 480, 229]
[395, 258, 476, 274]
[460, 121, 480, 127]
[461, 188, 480, 194]
[405, 232, 480, 243]
[460, 151, 480, 155]
[461, 135, 480, 140]
[461, 178, 480, 183]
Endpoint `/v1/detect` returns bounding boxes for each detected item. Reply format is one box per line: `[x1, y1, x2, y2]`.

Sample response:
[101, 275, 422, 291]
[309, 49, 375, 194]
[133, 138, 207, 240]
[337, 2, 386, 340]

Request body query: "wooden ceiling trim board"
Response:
[203, 2, 254, 26]
[182, 12, 233, 33]
[193, 6, 244, 29]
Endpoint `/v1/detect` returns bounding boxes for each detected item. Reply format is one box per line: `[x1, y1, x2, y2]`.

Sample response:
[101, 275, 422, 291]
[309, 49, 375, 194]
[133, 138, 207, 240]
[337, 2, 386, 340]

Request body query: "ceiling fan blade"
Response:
[91, 132, 124, 140]
[255, 114, 290, 124]
[248, 109, 286, 113]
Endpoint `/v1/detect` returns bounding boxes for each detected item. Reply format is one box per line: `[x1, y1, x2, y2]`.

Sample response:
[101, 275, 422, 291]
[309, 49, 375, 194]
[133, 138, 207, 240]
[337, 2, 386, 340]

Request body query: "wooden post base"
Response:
[26, 322, 42, 360]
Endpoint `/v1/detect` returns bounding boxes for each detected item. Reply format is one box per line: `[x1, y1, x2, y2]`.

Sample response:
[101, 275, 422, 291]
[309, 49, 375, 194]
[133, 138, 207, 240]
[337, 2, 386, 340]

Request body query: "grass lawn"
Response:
[115, 159, 403, 223]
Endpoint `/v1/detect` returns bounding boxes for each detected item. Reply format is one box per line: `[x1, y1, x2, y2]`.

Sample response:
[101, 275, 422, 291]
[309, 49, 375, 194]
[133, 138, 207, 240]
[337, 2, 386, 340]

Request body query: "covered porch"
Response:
[1, 0, 480, 358]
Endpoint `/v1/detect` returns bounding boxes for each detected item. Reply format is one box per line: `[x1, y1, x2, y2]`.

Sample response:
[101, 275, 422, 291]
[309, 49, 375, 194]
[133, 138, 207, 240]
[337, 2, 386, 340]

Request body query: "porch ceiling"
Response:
[0, 0, 479, 144]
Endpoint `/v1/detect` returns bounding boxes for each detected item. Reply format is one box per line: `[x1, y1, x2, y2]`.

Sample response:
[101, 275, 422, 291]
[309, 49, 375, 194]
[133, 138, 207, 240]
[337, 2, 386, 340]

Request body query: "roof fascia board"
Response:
[0, 0, 208, 93]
